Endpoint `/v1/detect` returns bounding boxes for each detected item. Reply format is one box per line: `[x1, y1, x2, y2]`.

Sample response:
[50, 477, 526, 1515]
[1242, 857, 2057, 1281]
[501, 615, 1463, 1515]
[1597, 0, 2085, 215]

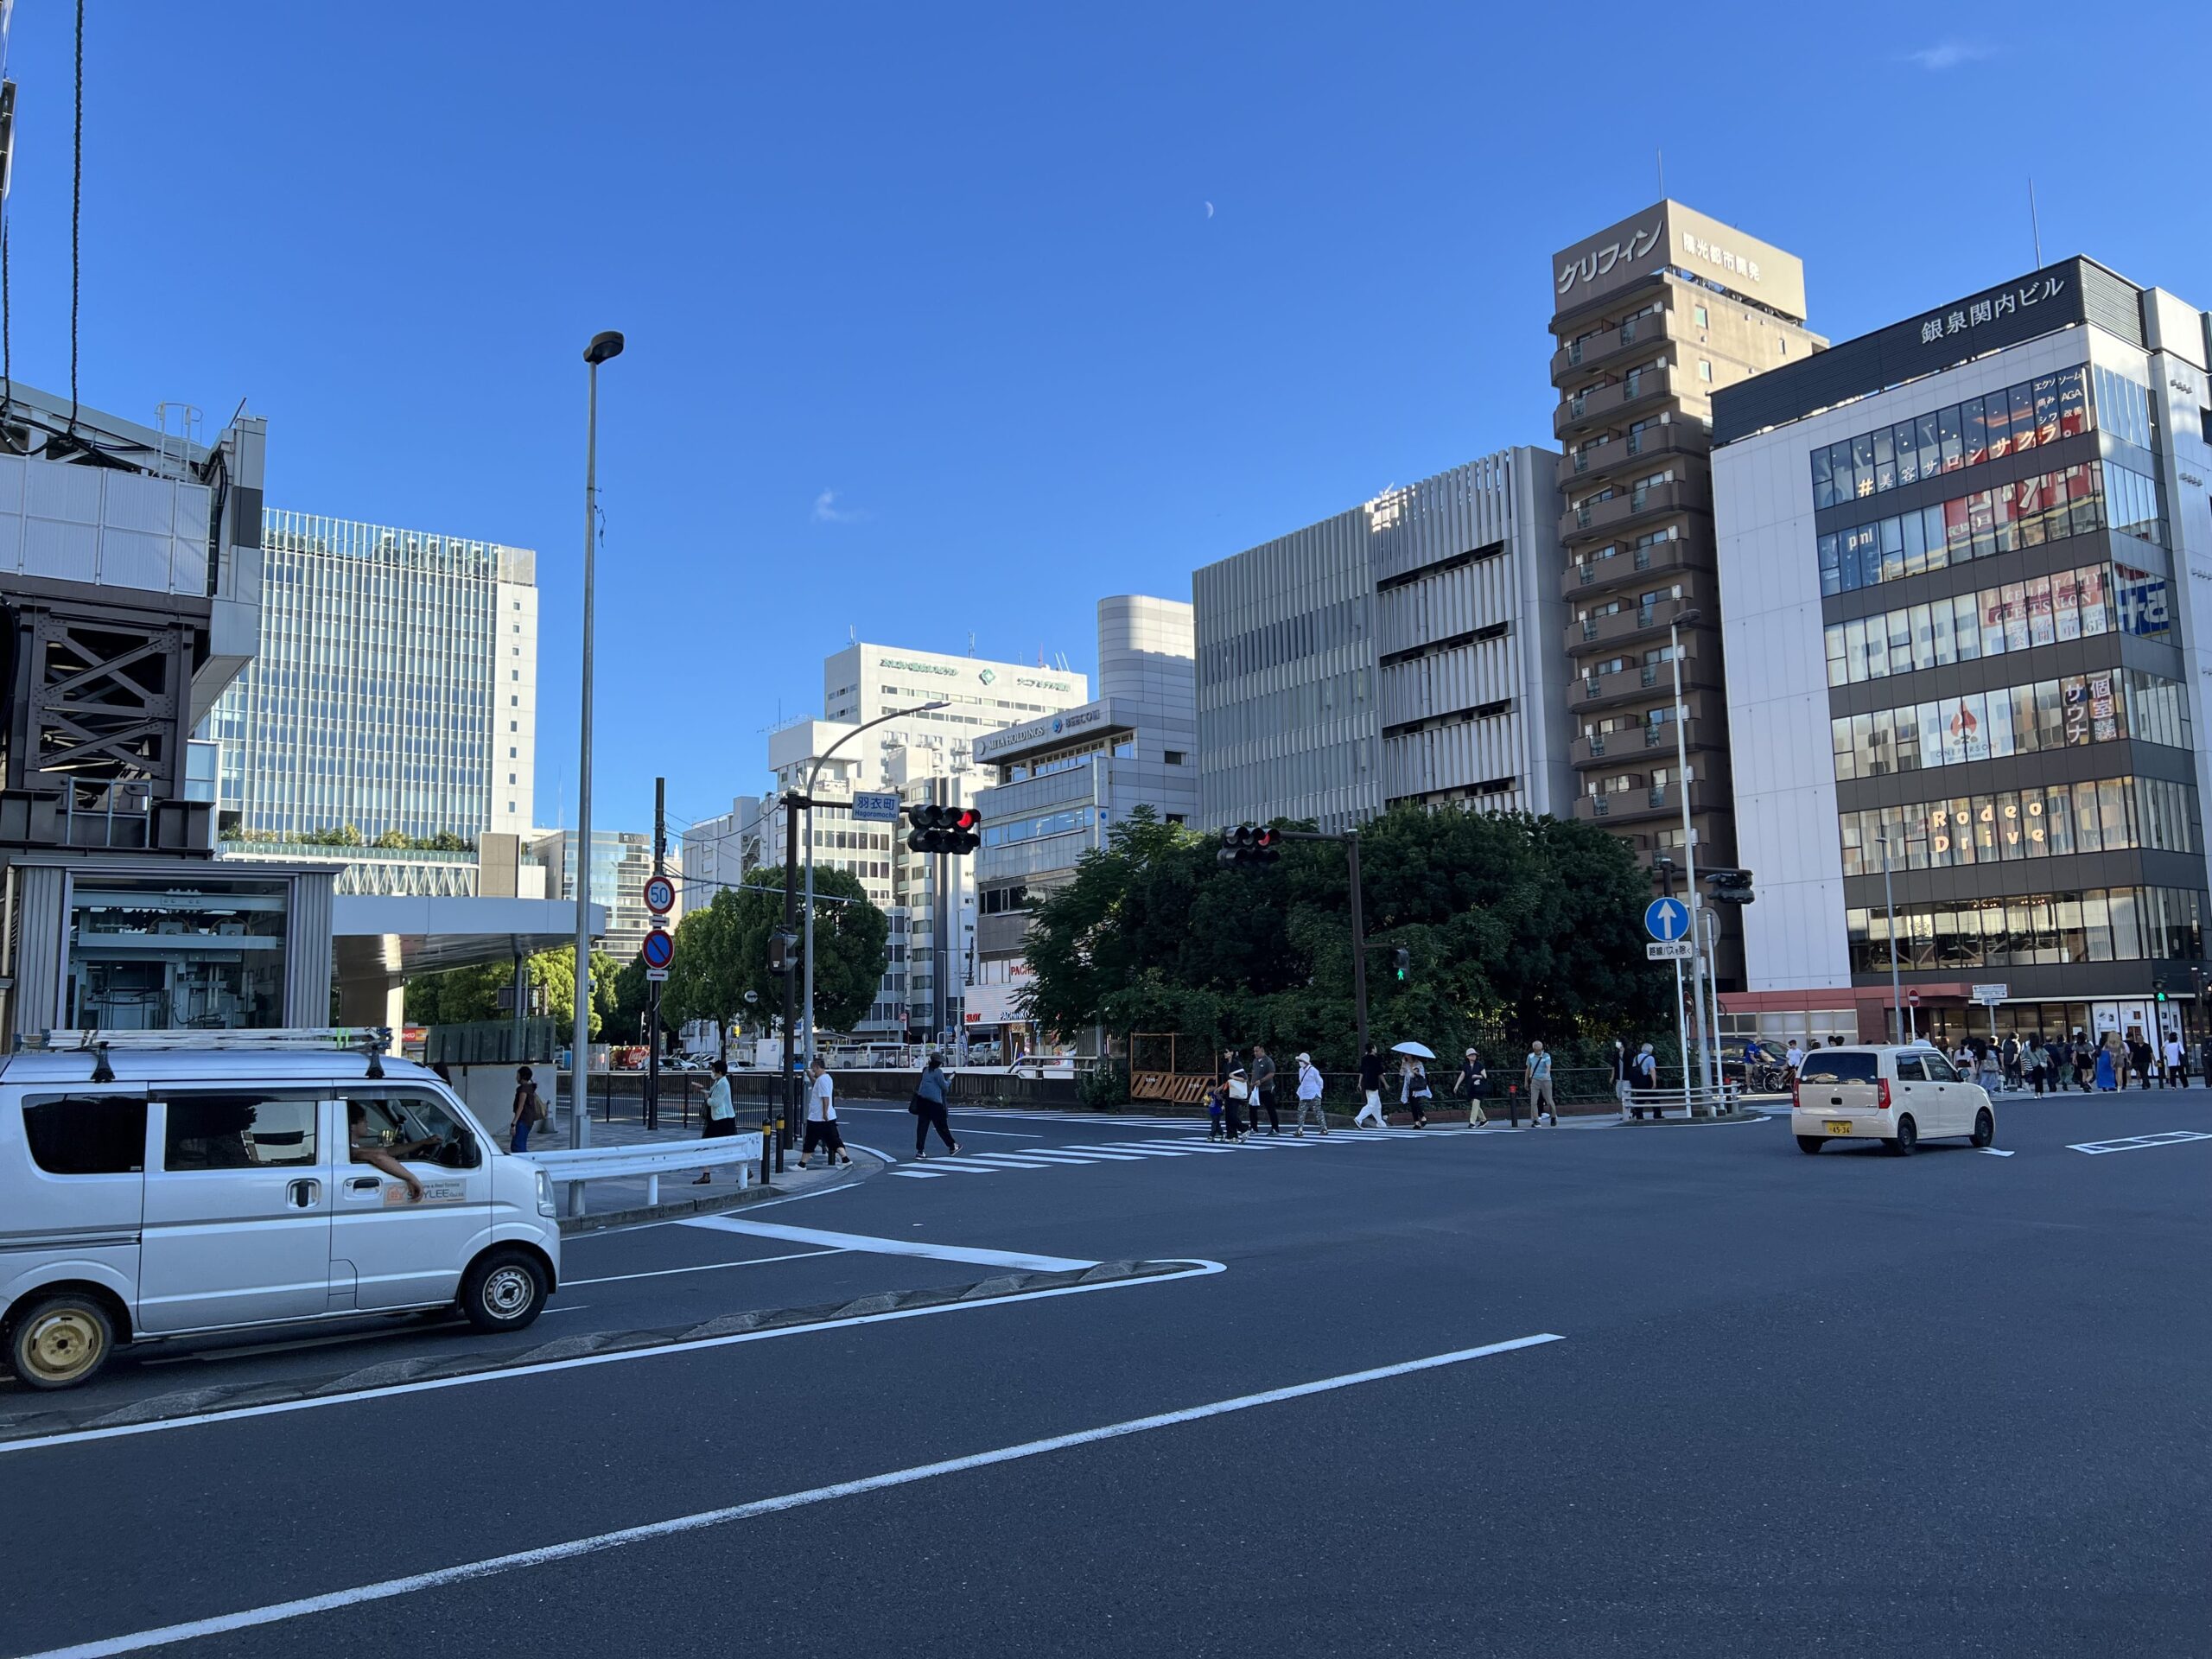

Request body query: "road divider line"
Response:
[566, 1248, 845, 1287]
[15, 1329, 1560, 1659]
[680, 1215, 1097, 1271]
[0, 1262, 1225, 1459]
[2066, 1129, 2212, 1154]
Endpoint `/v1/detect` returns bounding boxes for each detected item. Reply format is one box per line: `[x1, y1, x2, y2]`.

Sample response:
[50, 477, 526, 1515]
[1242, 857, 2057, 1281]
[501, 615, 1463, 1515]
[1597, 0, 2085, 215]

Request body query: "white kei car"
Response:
[1790, 1044, 1998, 1155]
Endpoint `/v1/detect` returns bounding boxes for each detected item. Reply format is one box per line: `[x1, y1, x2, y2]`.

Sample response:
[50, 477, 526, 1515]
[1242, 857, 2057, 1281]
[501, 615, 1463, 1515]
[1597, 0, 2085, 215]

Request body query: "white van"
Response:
[1791, 1044, 1999, 1155]
[0, 1030, 561, 1390]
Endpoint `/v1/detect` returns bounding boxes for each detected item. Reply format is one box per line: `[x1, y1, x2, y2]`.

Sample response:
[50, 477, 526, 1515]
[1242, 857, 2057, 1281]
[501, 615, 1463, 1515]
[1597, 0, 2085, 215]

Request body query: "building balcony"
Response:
[1559, 534, 1710, 601]
[1556, 421, 1709, 491]
[1549, 311, 1674, 385]
[1567, 645, 1722, 717]
[1560, 474, 1712, 549]
[1571, 718, 1722, 770]
[1567, 591, 1713, 658]
[1554, 366, 1681, 442]
[1573, 778, 1723, 829]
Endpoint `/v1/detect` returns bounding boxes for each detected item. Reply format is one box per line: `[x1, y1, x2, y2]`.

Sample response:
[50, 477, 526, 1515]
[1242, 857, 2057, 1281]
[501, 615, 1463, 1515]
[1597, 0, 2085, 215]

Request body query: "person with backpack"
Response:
[693, 1058, 738, 1182]
[1294, 1052, 1329, 1135]
[509, 1065, 545, 1154]
[909, 1052, 961, 1159]
[1628, 1041, 1661, 1118]
[1455, 1046, 1489, 1128]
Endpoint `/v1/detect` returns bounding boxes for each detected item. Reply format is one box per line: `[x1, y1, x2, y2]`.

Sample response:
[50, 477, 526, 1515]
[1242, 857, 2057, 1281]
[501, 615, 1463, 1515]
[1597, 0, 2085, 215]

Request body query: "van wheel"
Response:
[8, 1292, 116, 1390]
[1972, 1107, 1994, 1148]
[1887, 1114, 1918, 1155]
[460, 1250, 547, 1334]
[1796, 1135, 1824, 1154]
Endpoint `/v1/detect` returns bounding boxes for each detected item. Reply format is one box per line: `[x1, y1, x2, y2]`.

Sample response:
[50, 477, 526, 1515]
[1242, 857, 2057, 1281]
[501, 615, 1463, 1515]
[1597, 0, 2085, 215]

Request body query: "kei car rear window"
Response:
[1796, 1052, 1879, 1084]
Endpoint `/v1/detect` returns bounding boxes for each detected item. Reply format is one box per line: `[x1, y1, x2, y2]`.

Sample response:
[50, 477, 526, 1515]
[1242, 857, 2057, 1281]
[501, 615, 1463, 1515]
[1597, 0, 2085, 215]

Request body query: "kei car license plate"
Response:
[1824, 1120, 1852, 1135]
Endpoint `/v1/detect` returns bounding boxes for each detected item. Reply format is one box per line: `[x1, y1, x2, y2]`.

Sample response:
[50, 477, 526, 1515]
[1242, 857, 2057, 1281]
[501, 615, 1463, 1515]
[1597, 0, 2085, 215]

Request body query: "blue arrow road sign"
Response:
[1644, 898, 1689, 942]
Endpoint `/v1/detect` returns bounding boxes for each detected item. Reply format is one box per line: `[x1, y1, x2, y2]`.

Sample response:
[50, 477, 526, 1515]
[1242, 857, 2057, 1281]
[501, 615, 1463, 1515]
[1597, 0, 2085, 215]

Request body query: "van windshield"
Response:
[1796, 1052, 1879, 1084]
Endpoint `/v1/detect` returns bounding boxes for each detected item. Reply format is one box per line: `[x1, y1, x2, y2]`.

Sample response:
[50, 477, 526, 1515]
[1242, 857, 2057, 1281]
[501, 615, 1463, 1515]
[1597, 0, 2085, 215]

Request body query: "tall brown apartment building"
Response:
[1549, 200, 1821, 988]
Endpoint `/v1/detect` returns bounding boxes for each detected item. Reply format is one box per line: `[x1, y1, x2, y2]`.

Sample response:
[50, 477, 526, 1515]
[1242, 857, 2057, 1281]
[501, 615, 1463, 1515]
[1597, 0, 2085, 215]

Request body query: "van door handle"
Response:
[286, 1179, 321, 1208]
[345, 1176, 381, 1195]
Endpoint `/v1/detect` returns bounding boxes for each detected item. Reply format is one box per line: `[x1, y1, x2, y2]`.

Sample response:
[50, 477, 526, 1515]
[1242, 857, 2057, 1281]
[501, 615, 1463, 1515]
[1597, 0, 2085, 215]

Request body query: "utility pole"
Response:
[645, 776, 664, 1132]
[778, 787, 801, 1171]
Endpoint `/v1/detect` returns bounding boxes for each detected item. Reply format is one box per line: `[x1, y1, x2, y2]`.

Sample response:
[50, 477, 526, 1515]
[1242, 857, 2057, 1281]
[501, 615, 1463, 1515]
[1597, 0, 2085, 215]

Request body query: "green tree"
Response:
[662, 867, 888, 1046]
[609, 951, 659, 1049]
[1021, 804, 1669, 1071]
[372, 828, 411, 849]
[404, 947, 619, 1039]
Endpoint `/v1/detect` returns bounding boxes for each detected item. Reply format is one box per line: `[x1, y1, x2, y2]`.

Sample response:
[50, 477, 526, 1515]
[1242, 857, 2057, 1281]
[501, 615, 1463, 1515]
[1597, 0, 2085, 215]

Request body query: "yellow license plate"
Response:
[1824, 1120, 1853, 1135]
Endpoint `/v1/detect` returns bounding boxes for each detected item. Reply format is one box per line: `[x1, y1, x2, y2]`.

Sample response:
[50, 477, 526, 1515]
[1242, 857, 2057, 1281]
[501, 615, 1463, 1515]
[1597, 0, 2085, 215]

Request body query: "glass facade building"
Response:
[207, 510, 538, 847]
[1713, 256, 2212, 1049]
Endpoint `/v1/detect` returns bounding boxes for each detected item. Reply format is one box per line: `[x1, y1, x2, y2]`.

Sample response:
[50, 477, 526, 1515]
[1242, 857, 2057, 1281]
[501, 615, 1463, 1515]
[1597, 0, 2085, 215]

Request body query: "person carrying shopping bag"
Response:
[1293, 1052, 1330, 1135]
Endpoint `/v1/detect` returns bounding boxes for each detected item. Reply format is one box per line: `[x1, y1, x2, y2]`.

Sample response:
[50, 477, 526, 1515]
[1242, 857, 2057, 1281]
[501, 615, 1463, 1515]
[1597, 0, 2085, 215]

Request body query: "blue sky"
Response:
[3, 2, 2205, 837]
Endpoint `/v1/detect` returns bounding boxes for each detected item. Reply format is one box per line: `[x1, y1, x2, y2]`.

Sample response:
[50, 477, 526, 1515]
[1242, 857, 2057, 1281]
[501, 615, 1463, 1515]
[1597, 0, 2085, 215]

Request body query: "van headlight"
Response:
[535, 1168, 556, 1218]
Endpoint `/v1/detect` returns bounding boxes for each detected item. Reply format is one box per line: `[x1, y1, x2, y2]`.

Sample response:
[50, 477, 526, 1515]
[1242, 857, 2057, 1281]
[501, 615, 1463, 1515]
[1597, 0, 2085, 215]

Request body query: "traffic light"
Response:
[1217, 824, 1281, 866]
[906, 803, 981, 855]
[1393, 947, 1410, 983]
[766, 930, 798, 975]
[1704, 868, 1756, 906]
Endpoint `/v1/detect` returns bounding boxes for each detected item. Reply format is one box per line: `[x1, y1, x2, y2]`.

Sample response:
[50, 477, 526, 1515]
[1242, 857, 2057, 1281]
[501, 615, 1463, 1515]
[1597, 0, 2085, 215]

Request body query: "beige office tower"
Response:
[1549, 201, 1822, 987]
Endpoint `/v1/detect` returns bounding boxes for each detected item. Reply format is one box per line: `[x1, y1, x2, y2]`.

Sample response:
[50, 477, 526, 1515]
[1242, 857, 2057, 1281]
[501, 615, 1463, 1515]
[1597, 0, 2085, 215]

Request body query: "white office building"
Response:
[207, 509, 538, 847]
[1712, 257, 2212, 1049]
[969, 596, 1198, 1052]
[1194, 448, 1573, 832]
[770, 643, 1090, 1039]
[679, 794, 775, 912]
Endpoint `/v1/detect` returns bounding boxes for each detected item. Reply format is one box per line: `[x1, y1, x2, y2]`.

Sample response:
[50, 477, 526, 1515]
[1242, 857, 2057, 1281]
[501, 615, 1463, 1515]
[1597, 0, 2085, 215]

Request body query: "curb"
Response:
[0, 1260, 1186, 1441]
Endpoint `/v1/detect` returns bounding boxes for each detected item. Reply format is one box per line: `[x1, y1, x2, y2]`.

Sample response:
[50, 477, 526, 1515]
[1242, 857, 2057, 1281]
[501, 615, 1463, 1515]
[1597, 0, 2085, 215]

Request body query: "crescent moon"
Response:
[1205, 201, 1215, 219]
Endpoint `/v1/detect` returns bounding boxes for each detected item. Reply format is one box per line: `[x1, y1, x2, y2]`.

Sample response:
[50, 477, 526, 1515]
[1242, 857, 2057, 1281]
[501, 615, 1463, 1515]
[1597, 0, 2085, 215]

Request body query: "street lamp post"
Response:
[569, 329, 623, 1182]
[800, 701, 949, 1069]
[1669, 607, 1719, 1103]
[1878, 830, 1904, 1043]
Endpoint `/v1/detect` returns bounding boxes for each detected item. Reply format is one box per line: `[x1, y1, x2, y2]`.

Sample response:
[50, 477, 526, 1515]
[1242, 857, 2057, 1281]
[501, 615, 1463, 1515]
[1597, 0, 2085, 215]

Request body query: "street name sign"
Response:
[1647, 940, 1694, 961]
[1644, 897, 1690, 942]
[852, 791, 900, 823]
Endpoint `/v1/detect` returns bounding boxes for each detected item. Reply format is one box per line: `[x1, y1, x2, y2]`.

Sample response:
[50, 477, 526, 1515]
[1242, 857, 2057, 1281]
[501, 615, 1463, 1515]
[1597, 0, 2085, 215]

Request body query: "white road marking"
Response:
[566, 1248, 844, 1287]
[972, 1151, 1102, 1165]
[958, 1153, 1082, 1167]
[1063, 1144, 1192, 1158]
[22, 1330, 1561, 1658]
[680, 1216, 1097, 1271]
[0, 1262, 1225, 1459]
[1975, 1147, 2017, 1157]
[2066, 1130, 2212, 1154]
[887, 1169, 951, 1179]
[911, 1157, 1033, 1173]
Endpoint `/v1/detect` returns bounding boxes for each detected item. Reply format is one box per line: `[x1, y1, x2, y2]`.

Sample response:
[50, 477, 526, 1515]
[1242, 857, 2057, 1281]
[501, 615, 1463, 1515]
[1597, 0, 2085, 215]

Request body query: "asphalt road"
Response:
[2, 1089, 2206, 1657]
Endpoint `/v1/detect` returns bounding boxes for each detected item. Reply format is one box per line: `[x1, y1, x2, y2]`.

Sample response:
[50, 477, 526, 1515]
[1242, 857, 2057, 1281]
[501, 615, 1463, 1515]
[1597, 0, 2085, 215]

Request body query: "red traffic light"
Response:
[950, 807, 979, 832]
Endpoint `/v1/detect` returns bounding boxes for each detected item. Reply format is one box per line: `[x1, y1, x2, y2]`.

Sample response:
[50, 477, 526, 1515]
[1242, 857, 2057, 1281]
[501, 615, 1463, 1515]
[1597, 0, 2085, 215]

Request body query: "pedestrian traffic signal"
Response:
[906, 804, 981, 854]
[1704, 868, 1756, 906]
[1217, 824, 1281, 866]
[766, 930, 798, 975]
[1393, 947, 1410, 982]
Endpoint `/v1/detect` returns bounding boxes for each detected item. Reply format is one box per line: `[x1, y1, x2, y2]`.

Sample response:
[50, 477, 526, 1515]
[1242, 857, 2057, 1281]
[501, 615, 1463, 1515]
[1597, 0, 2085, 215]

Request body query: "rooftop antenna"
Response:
[967, 631, 976, 658]
[2028, 178, 2043, 266]
[1656, 147, 1665, 200]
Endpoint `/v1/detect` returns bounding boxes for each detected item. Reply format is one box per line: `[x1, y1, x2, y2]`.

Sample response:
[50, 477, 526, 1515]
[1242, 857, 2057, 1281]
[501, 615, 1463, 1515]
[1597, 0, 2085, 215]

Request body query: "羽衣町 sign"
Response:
[851, 791, 899, 823]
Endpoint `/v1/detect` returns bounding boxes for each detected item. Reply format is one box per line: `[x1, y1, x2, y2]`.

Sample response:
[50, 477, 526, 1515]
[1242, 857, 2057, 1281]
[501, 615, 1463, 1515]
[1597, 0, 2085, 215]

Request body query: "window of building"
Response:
[1697, 359, 1713, 383]
[1693, 305, 1708, 328]
[1164, 750, 1185, 766]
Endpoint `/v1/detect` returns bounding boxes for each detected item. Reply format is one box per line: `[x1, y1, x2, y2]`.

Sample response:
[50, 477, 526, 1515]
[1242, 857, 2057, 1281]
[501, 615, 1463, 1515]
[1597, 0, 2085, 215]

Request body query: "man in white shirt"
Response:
[798, 1058, 851, 1169]
[2163, 1033, 2186, 1089]
[1784, 1040, 1805, 1077]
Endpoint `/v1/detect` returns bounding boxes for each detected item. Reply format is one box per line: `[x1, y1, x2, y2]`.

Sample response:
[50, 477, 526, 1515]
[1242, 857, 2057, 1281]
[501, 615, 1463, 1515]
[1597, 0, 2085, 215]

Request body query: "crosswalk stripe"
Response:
[912, 1159, 1020, 1173]
[888, 1169, 950, 1179]
[1062, 1144, 1192, 1158]
[961, 1154, 1081, 1167]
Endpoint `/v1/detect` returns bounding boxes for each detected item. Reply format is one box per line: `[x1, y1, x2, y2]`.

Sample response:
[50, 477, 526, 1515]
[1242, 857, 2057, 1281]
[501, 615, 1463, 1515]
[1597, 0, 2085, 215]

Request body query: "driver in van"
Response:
[346, 1101, 428, 1202]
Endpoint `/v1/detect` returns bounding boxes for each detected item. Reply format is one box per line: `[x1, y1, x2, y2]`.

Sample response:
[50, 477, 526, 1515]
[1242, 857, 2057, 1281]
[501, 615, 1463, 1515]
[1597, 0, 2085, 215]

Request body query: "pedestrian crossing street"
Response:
[887, 1125, 1476, 1179]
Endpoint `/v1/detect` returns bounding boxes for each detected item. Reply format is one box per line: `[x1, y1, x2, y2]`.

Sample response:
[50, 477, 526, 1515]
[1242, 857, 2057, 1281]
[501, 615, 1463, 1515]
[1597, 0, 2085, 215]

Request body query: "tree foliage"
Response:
[404, 947, 620, 1039]
[1021, 804, 1669, 1070]
[660, 867, 889, 1046]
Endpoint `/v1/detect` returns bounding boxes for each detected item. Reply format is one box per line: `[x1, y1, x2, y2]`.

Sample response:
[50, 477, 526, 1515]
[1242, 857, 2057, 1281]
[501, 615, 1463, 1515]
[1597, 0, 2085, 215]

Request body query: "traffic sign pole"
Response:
[645, 777, 665, 1132]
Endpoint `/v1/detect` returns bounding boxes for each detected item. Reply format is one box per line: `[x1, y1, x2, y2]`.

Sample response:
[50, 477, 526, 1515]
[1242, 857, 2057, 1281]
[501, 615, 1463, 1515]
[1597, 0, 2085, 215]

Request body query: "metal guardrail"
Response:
[528, 1132, 764, 1213]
